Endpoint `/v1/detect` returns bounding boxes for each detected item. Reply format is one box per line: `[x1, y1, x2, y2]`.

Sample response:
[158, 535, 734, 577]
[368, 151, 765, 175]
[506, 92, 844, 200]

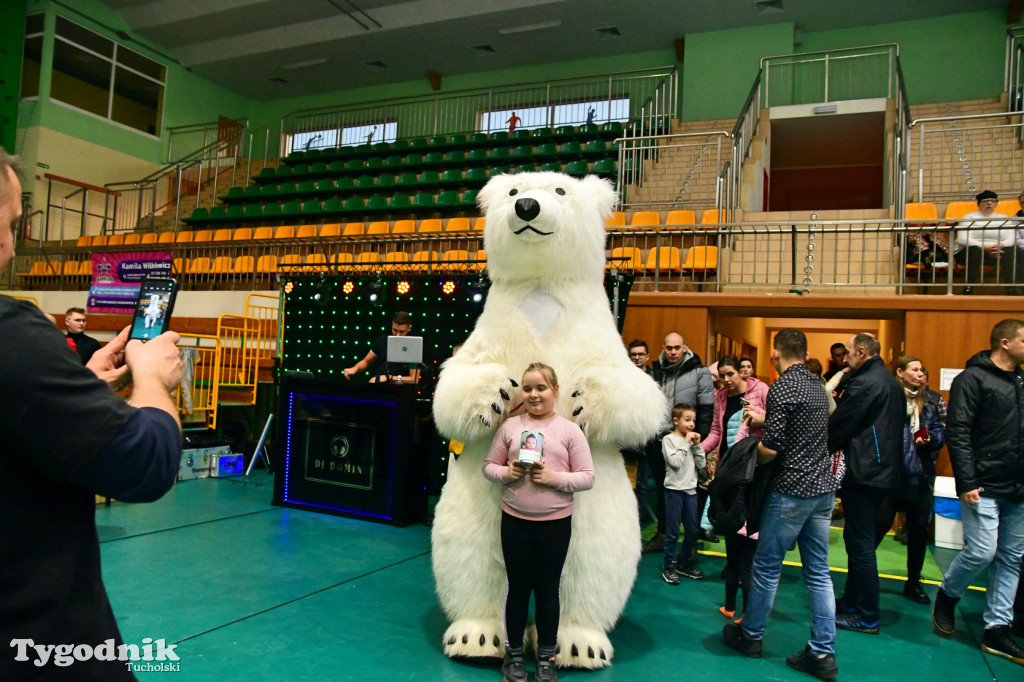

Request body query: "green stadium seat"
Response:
[464, 167, 488, 183]
[275, 165, 293, 178]
[289, 150, 307, 162]
[489, 147, 510, 160]
[208, 206, 227, 220]
[226, 186, 244, 199]
[404, 153, 423, 166]
[366, 157, 384, 169]
[345, 158, 364, 171]
[396, 172, 418, 186]
[343, 196, 365, 212]
[366, 195, 388, 211]
[384, 155, 403, 168]
[489, 165, 511, 177]
[377, 174, 396, 188]
[323, 197, 343, 213]
[582, 139, 607, 154]
[424, 152, 444, 165]
[553, 125, 576, 139]
[310, 162, 328, 174]
[466, 148, 488, 163]
[411, 192, 434, 209]
[468, 133, 488, 146]
[440, 169, 462, 185]
[262, 203, 282, 217]
[296, 180, 316, 194]
[389, 193, 411, 209]
[281, 200, 302, 216]
[258, 167, 276, 179]
[601, 121, 624, 136]
[590, 158, 616, 176]
[408, 137, 429, 150]
[539, 161, 562, 173]
[328, 160, 347, 173]
[260, 183, 280, 197]
[512, 164, 534, 174]
[418, 170, 441, 185]
[188, 207, 209, 221]
[354, 144, 372, 156]
[510, 130, 532, 142]
[243, 185, 262, 198]
[436, 190, 459, 207]
[566, 160, 589, 177]
[226, 205, 244, 219]
[428, 135, 447, 148]
[577, 123, 599, 137]
[336, 176, 355, 190]
[356, 175, 375, 189]
[490, 131, 509, 143]
[535, 143, 557, 158]
[461, 189, 479, 206]
[557, 141, 582, 156]
[373, 142, 391, 154]
[316, 178, 335, 192]
[510, 145, 532, 159]
[448, 134, 468, 147]
[533, 127, 555, 141]
[301, 200, 322, 215]
[445, 150, 465, 163]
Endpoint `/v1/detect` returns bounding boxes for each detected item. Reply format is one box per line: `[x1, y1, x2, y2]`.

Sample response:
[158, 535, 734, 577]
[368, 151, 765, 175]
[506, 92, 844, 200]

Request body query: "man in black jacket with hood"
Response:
[932, 319, 1024, 667]
[829, 333, 905, 635]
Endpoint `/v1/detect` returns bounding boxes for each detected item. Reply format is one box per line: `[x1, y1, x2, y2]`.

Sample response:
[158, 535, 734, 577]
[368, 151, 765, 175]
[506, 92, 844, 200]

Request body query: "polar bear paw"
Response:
[442, 618, 506, 661]
[525, 622, 613, 669]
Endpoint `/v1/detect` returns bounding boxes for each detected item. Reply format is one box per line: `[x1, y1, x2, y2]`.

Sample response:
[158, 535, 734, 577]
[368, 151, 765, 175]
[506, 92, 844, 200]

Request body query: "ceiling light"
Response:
[281, 58, 328, 70]
[498, 20, 562, 35]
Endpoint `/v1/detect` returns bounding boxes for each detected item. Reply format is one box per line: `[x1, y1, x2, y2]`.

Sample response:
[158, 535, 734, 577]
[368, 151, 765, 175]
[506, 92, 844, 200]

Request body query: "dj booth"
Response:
[270, 272, 633, 526]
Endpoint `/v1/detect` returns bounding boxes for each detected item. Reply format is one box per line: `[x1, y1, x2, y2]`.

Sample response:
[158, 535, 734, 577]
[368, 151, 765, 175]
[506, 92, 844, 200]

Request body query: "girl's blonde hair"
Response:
[523, 362, 558, 387]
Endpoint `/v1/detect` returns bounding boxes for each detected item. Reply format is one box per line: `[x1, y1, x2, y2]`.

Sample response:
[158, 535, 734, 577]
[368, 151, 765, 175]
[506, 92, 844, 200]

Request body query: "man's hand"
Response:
[507, 460, 527, 481]
[960, 489, 981, 506]
[529, 462, 555, 486]
[984, 244, 1001, 258]
[126, 331, 182, 393]
[343, 366, 357, 380]
[87, 327, 130, 390]
[743, 407, 765, 427]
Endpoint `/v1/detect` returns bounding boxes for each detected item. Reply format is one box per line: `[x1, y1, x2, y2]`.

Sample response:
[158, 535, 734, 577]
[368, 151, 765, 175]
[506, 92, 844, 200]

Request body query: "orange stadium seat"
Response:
[665, 210, 697, 227]
[158, 232, 176, 244]
[320, 224, 341, 238]
[384, 251, 411, 272]
[643, 246, 681, 272]
[175, 231, 194, 244]
[411, 250, 438, 272]
[75, 235, 92, 248]
[211, 256, 234, 274]
[355, 252, 381, 273]
[91, 235, 108, 247]
[255, 255, 278, 274]
[253, 227, 274, 241]
[331, 253, 355, 271]
[278, 254, 304, 271]
[232, 227, 253, 241]
[996, 199, 1020, 217]
[681, 246, 718, 274]
[605, 212, 626, 228]
[343, 223, 365, 236]
[943, 201, 976, 221]
[701, 209, 725, 225]
[904, 203, 938, 222]
[630, 211, 661, 227]
[213, 228, 234, 241]
[607, 246, 643, 270]
[392, 220, 416, 234]
[296, 224, 319, 239]
[274, 225, 296, 239]
[367, 221, 390, 236]
[445, 218, 471, 232]
[418, 219, 442, 233]
[188, 257, 212, 275]
[440, 249, 470, 272]
[140, 233, 159, 245]
[106, 234, 125, 246]
[123, 234, 141, 246]
[234, 255, 255, 275]
[473, 217, 486, 231]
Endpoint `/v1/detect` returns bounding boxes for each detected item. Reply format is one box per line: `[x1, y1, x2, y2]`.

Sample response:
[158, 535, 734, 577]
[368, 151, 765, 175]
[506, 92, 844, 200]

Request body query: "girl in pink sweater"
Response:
[483, 362, 594, 682]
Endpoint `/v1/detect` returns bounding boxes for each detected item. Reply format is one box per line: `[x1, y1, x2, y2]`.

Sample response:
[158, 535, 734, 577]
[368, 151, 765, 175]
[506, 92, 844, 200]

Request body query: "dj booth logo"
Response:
[304, 418, 375, 490]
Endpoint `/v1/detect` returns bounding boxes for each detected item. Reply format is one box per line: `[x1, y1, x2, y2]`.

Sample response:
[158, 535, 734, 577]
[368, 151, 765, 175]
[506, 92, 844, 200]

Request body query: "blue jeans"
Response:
[664, 489, 699, 569]
[940, 496, 1024, 628]
[742, 490, 837, 654]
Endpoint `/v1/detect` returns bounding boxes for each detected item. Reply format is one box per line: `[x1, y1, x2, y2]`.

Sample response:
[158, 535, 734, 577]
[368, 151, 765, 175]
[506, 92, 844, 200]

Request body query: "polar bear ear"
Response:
[580, 175, 618, 219]
[477, 174, 516, 215]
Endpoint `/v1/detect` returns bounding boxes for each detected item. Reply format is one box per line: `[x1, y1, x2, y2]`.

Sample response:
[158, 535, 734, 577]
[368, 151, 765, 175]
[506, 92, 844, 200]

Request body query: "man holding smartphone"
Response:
[0, 149, 185, 680]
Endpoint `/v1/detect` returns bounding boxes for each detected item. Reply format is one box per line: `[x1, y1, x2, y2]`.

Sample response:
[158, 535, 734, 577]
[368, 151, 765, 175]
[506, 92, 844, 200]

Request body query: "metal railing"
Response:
[280, 67, 677, 155]
[1006, 26, 1024, 113]
[731, 70, 762, 212]
[761, 44, 899, 108]
[615, 131, 730, 211]
[14, 220, 1021, 296]
[909, 112, 1024, 202]
[167, 119, 249, 164]
[244, 292, 282, 362]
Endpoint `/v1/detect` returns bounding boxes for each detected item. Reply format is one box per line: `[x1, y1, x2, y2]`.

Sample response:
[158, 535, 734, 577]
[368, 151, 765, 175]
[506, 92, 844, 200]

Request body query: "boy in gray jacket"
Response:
[662, 403, 708, 584]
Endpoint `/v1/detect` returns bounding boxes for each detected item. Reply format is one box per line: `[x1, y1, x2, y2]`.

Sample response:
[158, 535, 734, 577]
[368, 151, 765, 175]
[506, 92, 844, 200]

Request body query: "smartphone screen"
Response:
[129, 277, 178, 342]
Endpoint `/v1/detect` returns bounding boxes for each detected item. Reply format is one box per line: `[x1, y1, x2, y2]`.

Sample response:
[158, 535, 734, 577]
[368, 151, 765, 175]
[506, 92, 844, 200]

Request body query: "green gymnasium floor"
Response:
[97, 474, 1021, 681]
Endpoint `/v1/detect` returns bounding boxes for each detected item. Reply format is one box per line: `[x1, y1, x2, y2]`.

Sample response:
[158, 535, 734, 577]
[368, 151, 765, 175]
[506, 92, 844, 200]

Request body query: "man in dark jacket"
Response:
[932, 319, 1024, 666]
[829, 333, 905, 634]
[642, 332, 715, 553]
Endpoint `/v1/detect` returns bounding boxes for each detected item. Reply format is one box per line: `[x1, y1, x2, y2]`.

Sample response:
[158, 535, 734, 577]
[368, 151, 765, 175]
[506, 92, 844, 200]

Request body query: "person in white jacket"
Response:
[954, 189, 1017, 294]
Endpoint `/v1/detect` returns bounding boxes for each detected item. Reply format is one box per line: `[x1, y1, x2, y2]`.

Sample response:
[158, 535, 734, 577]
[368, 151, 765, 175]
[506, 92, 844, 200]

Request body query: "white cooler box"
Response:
[933, 475, 964, 551]
[179, 446, 230, 481]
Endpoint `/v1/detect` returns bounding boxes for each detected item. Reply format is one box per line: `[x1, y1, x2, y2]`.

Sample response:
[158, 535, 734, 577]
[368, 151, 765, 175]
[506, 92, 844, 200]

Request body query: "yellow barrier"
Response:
[1, 293, 39, 306]
[176, 333, 221, 429]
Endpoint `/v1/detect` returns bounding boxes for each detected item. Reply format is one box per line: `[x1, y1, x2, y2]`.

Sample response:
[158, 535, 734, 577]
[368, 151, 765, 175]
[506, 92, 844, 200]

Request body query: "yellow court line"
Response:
[694, 550, 986, 592]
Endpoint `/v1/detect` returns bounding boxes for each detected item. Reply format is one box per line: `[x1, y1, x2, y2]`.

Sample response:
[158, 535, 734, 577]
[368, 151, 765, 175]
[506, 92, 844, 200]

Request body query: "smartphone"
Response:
[739, 398, 751, 406]
[128, 277, 178, 342]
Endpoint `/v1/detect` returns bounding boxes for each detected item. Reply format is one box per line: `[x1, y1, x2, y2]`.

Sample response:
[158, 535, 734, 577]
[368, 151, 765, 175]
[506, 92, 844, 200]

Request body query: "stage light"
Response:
[472, 293, 482, 302]
[397, 280, 410, 295]
[442, 280, 456, 295]
[284, 281, 295, 295]
[367, 275, 386, 305]
[342, 281, 355, 294]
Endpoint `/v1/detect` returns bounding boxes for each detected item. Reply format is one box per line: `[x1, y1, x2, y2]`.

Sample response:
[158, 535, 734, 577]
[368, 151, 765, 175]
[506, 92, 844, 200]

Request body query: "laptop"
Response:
[387, 336, 423, 364]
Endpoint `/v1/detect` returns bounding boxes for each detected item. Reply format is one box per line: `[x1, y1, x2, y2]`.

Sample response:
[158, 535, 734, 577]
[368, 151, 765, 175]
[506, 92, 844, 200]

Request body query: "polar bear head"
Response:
[478, 172, 617, 284]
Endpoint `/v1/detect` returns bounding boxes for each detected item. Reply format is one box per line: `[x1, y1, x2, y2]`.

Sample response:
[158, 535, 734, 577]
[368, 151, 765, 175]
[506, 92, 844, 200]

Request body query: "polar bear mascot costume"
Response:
[431, 172, 669, 669]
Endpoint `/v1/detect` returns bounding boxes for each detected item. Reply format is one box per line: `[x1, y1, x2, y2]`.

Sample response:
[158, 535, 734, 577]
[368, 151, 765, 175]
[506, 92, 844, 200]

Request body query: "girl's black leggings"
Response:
[501, 511, 572, 650]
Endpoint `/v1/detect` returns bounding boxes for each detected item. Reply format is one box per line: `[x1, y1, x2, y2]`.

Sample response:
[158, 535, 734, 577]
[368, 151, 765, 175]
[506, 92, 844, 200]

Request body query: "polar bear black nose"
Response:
[514, 198, 540, 221]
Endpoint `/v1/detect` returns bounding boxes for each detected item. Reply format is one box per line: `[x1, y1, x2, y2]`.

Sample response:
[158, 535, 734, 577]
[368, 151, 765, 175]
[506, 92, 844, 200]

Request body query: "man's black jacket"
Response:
[828, 355, 905, 490]
[947, 350, 1024, 500]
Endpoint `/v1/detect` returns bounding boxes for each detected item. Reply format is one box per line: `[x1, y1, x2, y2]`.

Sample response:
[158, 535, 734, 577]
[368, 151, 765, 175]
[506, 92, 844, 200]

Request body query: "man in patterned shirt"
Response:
[723, 328, 839, 680]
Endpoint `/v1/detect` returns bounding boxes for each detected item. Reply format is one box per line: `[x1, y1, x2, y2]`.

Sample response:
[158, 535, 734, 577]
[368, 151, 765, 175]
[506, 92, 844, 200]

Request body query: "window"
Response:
[49, 16, 166, 135]
[480, 98, 629, 133]
[20, 14, 44, 99]
[289, 122, 397, 153]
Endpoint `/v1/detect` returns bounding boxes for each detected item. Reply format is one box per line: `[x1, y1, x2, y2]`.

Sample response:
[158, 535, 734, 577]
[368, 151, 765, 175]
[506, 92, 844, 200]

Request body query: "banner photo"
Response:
[88, 251, 173, 314]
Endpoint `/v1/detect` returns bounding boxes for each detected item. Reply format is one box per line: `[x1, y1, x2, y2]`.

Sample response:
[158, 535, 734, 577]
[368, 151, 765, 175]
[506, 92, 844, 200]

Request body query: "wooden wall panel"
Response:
[620, 299, 710, 364]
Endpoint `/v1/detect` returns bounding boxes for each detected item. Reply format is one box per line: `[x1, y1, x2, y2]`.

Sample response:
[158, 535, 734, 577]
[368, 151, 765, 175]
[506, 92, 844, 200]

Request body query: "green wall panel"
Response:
[1, 0, 28, 152]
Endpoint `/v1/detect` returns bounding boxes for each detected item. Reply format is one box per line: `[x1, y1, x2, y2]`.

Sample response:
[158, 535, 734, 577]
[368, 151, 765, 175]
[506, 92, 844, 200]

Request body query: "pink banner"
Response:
[88, 251, 172, 314]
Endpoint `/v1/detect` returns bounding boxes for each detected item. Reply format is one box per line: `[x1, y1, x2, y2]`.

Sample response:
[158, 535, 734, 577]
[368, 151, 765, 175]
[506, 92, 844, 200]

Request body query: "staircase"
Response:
[149, 158, 277, 233]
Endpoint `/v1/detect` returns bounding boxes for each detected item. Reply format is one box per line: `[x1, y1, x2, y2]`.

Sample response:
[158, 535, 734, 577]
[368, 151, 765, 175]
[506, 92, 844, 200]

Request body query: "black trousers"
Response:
[954, 245, 1019, 285]
[501, 512, 572, 650]
[838, 481, 897, 623]
[645, 439, 667, 535]
[876, 480, 933, 585]
[723, 533, 757, 613]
